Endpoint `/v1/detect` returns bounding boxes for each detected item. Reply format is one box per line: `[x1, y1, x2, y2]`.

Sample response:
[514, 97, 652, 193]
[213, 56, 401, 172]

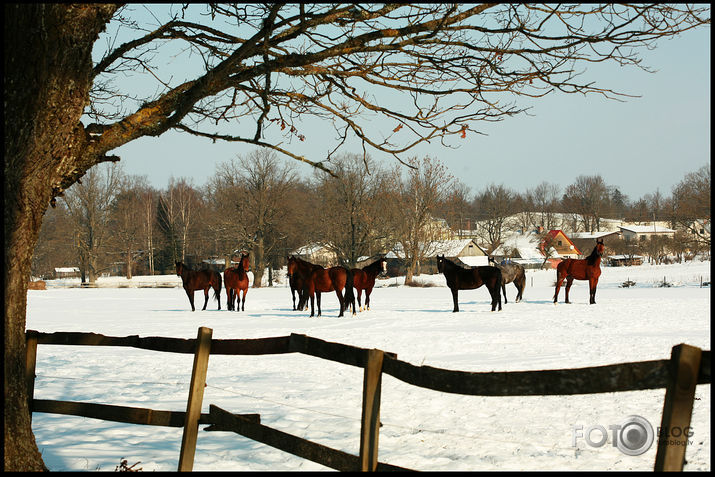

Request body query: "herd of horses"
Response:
[174, 239, 605, 314]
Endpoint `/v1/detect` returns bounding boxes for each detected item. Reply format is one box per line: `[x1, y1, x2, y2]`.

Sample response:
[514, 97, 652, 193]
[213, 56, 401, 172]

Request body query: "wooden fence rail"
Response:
[26, 329, 710, 471]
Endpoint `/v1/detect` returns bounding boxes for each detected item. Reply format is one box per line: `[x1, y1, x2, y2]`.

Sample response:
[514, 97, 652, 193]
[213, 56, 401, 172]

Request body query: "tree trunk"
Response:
[4, 4, 117, 470]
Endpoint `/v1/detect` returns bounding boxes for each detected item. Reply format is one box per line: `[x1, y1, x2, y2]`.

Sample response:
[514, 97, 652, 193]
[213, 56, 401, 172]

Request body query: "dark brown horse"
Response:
[307, 265, 356, 317]
[351, 257, 387, 311]
[489, 258, 526, 304]
[553, 239, 605, 304]
[287, 255, 322, 311]
[224, 253, 250, 311]
[436, 255, 502, 312]
[175, 261, 222, 311]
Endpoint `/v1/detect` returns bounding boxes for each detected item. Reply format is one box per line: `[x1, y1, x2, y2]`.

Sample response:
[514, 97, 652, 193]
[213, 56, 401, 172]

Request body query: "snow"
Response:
[26, 260, 710, 471]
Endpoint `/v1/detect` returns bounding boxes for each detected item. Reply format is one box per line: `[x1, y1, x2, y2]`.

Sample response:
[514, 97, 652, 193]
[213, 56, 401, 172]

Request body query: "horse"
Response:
[553, 239, 605, 305]
[224, 253, 250, 311]
[351, 257, 387, 311]
[436, 255, 502, 312]
[175, 261, 222, 311]
[306, 265, 356, 317]
[488, 257, 526, 304]
[286, 255, 322, 311]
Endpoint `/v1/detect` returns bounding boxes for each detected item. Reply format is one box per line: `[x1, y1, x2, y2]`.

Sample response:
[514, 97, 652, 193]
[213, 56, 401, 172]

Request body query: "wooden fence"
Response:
[26, 328, 710, 471]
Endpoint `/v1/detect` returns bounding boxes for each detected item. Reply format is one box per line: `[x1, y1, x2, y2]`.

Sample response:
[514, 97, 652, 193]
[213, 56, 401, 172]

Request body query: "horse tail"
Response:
[214, 271, 222, 302]
[344, 267, 356, 315]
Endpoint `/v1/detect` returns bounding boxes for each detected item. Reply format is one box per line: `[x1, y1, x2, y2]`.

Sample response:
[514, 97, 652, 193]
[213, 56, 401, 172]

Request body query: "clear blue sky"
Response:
[107, 6, 710, 202]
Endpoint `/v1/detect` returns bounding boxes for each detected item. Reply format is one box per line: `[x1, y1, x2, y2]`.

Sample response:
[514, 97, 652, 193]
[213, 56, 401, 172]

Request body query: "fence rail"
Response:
[26, 328, 710, 471]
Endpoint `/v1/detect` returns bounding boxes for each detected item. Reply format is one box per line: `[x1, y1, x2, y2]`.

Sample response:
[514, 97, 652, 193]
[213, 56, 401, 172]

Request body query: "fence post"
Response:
[178, 327, 213, 472]
[26, 330, 39, 422]
[654, 344, 702, 471]
[359, 349, 384, 472]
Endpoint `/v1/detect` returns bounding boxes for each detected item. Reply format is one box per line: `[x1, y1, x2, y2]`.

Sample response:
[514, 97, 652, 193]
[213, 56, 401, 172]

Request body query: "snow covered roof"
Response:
[431, 239, 486, 257]
[619, 225, 675, 233]
[55, 267, 80, 273]
[389, 239, 486, 258]
[569, 231, 619, 239]
[458, 256, 489, 267]
[491, 232, 559, 259]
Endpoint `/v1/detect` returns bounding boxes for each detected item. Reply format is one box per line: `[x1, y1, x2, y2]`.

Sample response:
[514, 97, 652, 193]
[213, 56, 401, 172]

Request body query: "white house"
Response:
[619, 224, 675, 242]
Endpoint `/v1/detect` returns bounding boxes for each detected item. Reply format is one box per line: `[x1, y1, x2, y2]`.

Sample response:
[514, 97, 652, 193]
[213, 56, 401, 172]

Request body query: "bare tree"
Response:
[671, 164, 711, 247]
[4, 4, 709, 470]
[109, 175, 153, 279]
[473, 183, 518, 253]
[157, 178, 200, 266]
[312, 153, 390, 267]
[529, 182, 562, 231]
[62, 162, 124, 284]
[212, 150, 297, 286]
[389, 157, 455, 282]
[561, 175, 613, 232]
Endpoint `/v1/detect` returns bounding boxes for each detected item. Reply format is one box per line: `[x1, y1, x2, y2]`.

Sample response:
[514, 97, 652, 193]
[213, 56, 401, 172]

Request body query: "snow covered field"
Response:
[26, 260, 710, 471]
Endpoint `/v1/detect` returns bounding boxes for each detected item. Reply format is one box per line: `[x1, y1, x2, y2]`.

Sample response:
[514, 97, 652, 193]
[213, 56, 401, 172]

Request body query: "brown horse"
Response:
[553, 239, 605, 304]
[351, 257, 387, 311]
[307, 265, 356, 317]
[437, 255, 502, 312]
[225, 253, 250, 312]
[175, 261, 222, 311]
[286, 256, 322, 311]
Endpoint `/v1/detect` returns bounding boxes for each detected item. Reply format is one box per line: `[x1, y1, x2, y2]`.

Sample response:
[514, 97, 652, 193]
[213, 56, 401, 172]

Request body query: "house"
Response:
[608, 254, 644, 267]
[291, 243, 338, 267]
[619, 224, 675, 242]
[543, 230, 581, 259]
[569, 230, 621, 258]
[202, 258, 229, 273]
[386, 238, 489, 275]
[54, 267, 80, 279]
[490, 231, 561, 268]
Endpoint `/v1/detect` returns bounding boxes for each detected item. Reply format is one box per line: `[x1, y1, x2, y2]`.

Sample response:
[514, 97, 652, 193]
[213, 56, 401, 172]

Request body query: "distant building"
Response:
[54, 267, 80, 279]
[569, 231, 621, 258]
[619, 224, 675, 242]
[543, 230, 581, 259]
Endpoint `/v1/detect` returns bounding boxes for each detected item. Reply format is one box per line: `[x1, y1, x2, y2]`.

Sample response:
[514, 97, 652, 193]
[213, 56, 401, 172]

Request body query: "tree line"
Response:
[33, 153, 709, 284]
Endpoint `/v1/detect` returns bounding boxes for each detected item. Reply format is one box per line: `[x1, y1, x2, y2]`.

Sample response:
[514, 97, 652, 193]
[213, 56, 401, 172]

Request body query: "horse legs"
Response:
[553, 273, 565, 304]
[184, 288, 195, 312]
[202, 287, 210, 310]
[564, 277, 574, 304]
[515, 277, 525, 303]
[365, 286, 373, 310]
[241, 289, 247, 311]
[316, 292, 322, 317]
[501, 280, 508, 304]
[356, 289, 363, 312]
[335, 289, 345, 317]
[226, 287, 234, 311]
[450, 287, 459, 312]
[589, 278, 598, 304]
[490, 283, 502, 311]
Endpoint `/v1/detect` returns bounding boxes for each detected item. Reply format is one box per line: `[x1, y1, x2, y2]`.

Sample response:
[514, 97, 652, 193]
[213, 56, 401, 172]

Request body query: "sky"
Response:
[102, 5, 711, 202]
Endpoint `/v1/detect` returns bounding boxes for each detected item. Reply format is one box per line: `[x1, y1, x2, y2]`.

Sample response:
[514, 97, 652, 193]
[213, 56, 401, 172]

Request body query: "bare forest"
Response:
[33, 156, 710, 283]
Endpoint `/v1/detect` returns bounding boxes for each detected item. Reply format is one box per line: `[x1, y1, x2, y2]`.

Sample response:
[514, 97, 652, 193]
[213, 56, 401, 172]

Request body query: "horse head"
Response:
[595, 238, 605, 256]
[379, 257, 388, 276]
[286, 256, 297, 278]
[436, 255, 445, 273]
[175, 261, 183, 276]
[240, 252, 251, 272]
